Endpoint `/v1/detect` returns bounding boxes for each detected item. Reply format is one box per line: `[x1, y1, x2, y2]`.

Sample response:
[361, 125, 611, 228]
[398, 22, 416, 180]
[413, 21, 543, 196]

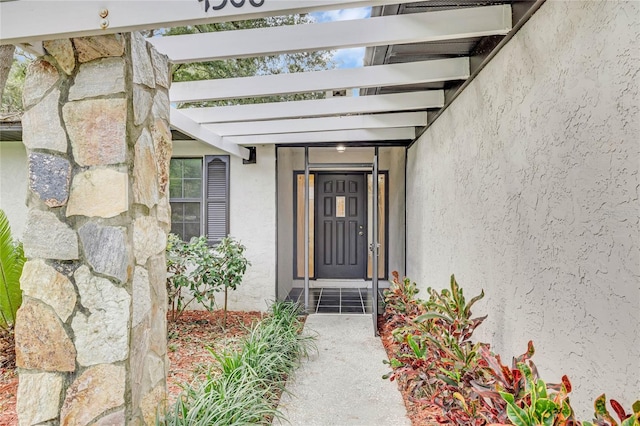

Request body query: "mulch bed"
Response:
[0, 368, 17, 426]
[378, 315, 449, 426]
[0, 310, 263, 426]
[1, 310, 438, 426]
[0, 327, 17, 426]
[166, 309, 263, 403]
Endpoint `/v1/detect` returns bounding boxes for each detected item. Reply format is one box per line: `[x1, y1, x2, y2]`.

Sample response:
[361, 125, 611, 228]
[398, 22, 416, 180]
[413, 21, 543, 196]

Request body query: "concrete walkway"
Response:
[275, 314, 411, 426]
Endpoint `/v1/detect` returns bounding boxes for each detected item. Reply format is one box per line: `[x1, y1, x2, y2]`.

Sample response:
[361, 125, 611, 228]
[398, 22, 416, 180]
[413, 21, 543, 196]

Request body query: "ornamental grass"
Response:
[163, 301, 313, 426]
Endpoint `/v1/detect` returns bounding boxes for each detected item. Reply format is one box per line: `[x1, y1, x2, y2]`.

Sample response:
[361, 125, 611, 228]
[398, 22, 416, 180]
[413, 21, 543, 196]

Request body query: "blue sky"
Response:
[310, 7, 371, 69]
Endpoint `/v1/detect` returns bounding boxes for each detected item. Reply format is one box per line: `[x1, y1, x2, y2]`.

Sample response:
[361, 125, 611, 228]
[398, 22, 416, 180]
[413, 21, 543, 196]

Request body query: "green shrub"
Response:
[166, 234, 249, 324]
[0, 209, 24, 330]
[209, 236, 250, 328]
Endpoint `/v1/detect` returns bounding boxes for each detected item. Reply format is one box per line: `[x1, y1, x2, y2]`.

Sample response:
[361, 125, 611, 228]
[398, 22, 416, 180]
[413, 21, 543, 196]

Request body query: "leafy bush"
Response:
[166, 234, 249, 324]
[498, 362, 575, 426]
[166, 234, 218, 322]
[0, 209, 24, 330]
[384, 270, 423, 319]
[163, 301, 314, 425]
[381, 272, 638, 426]
[417, 274, 486, 343]
[383, 273, 487, 408]
[0, 209, 25, 369]
[584, 395, 640, 426]
[210, 236, 250, 327]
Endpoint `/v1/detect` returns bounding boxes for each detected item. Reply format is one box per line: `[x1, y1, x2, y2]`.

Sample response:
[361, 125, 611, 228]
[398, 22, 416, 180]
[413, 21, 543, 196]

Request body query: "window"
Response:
[170, 158, 202, 241]
[169, 156, 229, 244]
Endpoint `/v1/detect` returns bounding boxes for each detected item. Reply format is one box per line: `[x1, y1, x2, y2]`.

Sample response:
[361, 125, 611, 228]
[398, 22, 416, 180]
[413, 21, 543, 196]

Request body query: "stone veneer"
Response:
[16, 33, 172, 425]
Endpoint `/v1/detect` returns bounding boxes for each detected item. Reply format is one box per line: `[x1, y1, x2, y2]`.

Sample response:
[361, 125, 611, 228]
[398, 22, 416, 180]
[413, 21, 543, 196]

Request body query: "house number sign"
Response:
[199, 0, 265, 13]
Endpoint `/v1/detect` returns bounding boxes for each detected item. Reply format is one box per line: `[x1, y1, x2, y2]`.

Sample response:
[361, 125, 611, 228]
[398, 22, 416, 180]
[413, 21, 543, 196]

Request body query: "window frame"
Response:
[169, 157, 204, 241]
[168, 155, 230, 245]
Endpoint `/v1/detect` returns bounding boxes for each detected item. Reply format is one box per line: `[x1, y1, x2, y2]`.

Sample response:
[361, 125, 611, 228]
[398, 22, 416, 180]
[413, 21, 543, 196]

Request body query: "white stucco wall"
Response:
[173, 141, 277, 311]
[0, 141, 28, 238]
[406, 0, 639, 415]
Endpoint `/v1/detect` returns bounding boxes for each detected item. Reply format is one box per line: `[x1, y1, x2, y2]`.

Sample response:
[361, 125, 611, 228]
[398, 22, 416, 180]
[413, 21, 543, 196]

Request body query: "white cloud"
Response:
[310, 7, 371, 69]
[311, 7, 371, 23]
[334, 47, 365, 69]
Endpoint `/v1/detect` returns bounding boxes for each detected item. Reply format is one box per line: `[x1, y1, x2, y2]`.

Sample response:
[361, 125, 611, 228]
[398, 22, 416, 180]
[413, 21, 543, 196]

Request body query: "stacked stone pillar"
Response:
[16, 32, 172, 425]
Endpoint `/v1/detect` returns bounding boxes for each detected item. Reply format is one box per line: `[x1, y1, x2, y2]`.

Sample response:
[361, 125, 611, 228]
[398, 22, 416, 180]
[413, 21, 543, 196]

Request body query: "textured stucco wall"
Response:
[172, 142, 277, 311]
[0, 142, 28, 238]
[406, 0, 639, 415]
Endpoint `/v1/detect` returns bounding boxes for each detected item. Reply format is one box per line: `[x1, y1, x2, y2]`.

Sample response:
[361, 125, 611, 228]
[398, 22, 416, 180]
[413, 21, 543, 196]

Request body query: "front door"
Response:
[315, 173, 367, 278]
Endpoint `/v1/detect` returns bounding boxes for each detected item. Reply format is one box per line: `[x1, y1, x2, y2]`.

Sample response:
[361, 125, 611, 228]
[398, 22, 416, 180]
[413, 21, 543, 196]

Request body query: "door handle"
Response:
[358, 231, 364, 236]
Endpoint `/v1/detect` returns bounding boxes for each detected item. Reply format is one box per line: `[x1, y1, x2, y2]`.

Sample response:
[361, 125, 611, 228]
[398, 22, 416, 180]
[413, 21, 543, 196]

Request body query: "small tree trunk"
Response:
[223, 286, 228, 328]
[0, 45, 16, 101]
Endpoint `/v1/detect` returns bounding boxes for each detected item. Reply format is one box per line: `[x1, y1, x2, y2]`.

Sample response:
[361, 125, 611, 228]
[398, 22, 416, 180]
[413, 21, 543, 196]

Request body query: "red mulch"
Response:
[378, 315, 449, 426]
[0, 368, 17, 426]
[166, 309, 263, 403]
[0, 310, 263, 426]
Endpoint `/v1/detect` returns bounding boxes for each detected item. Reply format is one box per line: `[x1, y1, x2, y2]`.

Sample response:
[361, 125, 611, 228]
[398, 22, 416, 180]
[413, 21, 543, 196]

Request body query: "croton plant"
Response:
[381, 272, 639, 426]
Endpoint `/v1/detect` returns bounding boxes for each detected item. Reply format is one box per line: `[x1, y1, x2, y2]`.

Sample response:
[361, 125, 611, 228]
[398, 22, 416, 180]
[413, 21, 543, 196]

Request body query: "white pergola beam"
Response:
[171, 58, 469, 103]
[205, 112, 427, 136]
[223, 128, 415, 145]
[181, 91, 444, 123]
[0, 0, 429, 46]
[151, 5, 512, 63]
[170, 108, 250, 159]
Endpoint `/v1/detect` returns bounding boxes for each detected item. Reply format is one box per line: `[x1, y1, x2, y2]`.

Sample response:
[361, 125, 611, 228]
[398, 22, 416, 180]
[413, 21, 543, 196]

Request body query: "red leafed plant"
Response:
[583, 395, 640, 426]
[380, 272, 638, 426]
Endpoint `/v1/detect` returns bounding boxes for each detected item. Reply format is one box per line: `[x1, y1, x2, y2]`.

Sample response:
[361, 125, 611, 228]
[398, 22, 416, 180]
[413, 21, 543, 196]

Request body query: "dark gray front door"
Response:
[315, 173, 367, 278]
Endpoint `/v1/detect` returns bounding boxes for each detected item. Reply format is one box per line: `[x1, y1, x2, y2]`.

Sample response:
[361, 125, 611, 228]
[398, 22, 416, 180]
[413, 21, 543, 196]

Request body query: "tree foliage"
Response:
[0, 52, 27, 116]
[0, 17, 333, 113]
[166, 14, 335, 107]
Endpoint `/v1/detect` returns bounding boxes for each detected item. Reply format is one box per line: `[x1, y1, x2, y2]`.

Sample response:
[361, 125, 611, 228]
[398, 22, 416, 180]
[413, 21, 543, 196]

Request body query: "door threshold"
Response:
[307, 279, 391, 289]
[311, 279, 366, 288]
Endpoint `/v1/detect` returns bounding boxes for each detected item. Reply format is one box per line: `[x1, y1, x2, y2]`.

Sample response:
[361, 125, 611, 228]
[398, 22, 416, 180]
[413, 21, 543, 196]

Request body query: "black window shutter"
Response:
[205, 156, 229, 245]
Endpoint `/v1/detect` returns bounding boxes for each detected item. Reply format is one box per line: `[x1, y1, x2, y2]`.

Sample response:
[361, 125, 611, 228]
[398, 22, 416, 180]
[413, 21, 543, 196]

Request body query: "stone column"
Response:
[16, 32, 172, 425]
